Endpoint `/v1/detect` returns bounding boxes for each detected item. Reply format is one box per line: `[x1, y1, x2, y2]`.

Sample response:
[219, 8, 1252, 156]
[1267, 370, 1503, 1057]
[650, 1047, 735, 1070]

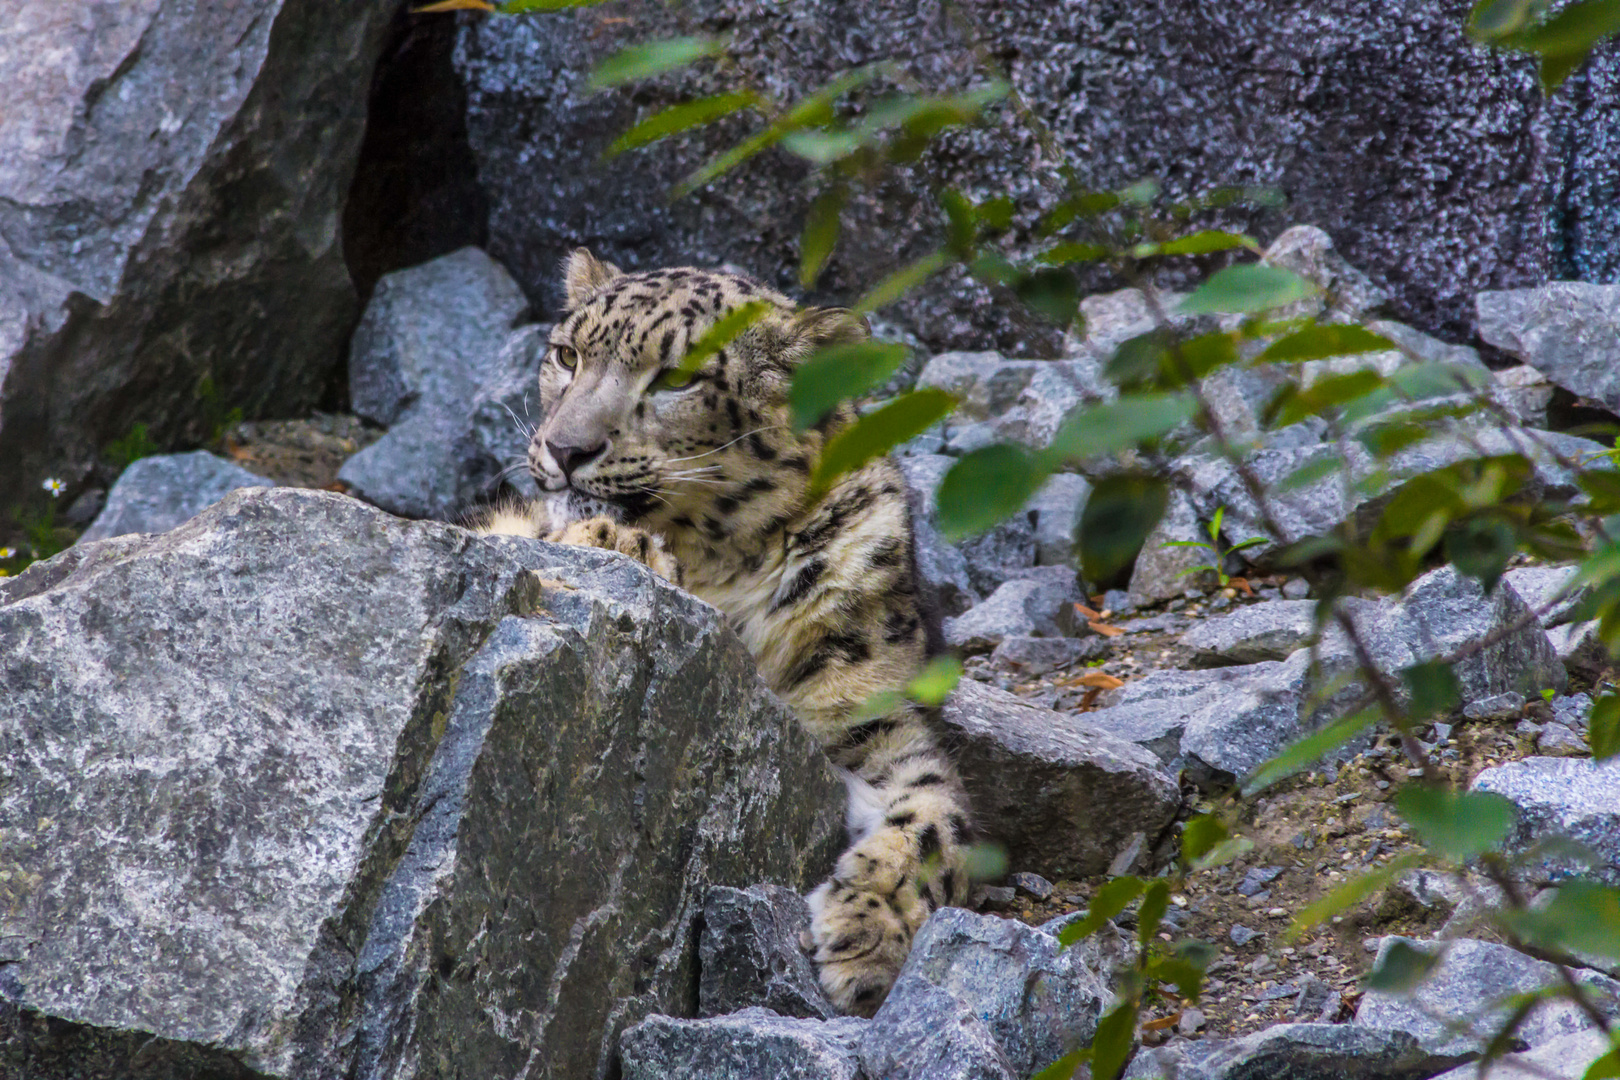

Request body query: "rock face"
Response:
[698, 886, 836, 1020]
[338, 248, 535, 519]
[888, 908, 1112, 1078]
[1477, 284, 1620, 413]
[938, 680, 1181, 879]
[1355, 937, 1620, 1057]
[450, 3, 1618, 353]
[1124, 1023, 1470, 1080]
[1471, 757, 1620, 887]
[1, 0, 398, 513]
[0, 487, 843, 1079]
[620, 1010, 867, 1080]
[78, 450, 274, 542]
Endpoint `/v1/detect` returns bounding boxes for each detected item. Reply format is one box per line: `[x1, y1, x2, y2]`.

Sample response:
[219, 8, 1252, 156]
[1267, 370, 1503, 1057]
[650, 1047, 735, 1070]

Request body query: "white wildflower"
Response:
[0, 547, 13, 560]
[42, 477, 64, 497]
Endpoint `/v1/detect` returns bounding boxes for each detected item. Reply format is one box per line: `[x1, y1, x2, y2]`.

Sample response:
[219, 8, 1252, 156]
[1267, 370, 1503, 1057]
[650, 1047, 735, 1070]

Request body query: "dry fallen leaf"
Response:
[1087, 620, 1125, 638]
[413, 0, 495, 11]
[1074, 602, 1103, 621]
[1229, 576, 1255, 596]
[1074, 672, 1125, 689]
[1141, 1012, 1182, 1033]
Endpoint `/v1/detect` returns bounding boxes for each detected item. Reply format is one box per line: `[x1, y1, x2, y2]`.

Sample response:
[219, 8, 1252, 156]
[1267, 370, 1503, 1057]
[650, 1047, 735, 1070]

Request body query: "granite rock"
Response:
[942, 568, 1083, 654]
[1178, 601, 1319, 667]
[990, 635, 1108, 677]
[0, 487, 842, 1079]
[620, 1009, 866, 1080]
[1477, 284, 1620, 414]
[1125, 1023, 1470, 1080]
[938, 680, 1180, 880]
[857, 978, 1014, 1080]
[698, 885, 836, 1020]
[1, 0, 397, 513]
[1427, 1029, 1615, 1080]
[890, 908, 1112, 1077]
[1471, 757, 1620, 887]
[1128, 488, 1213, 605]
[338, 248, 533, 519]
[1355, 937, 1620, 1057]
[78, 451, 274, 543]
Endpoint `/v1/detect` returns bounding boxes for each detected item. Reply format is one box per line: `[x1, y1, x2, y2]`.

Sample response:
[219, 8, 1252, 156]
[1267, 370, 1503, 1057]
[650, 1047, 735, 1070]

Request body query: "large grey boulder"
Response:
[78, 450, 274, 543]
[942, 567, 1082, 653]
[1128, 488, 1212, 605]
[338, 248, 535, 519]
[896, 453, 979, 616]
[620, 1010, 867, 1080]
[858, 978, 1015, 1080]
[1178, 601, 1319, 667]
[1124, 1023, 1470, 1080]
[1471, 757, 1620, 887]
[1502, 565, 1587, 628]
[698, 885, 836, 1020]
[915, 353, 1111, 450]
[891, 908, 1112, 1078]
[1427, 1028, 1615, 1080]
[939, 680, 1181, 879]
[450, 3, 1617, 356]
[0, 0, 397, 513]
[1477, 284, 1620, 414]
[0, 487, 843, 1079]
[1355, 937, 1620, 1057]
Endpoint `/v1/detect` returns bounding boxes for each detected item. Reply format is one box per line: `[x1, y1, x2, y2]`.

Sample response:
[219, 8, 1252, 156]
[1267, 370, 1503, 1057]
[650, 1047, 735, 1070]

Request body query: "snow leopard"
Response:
[481, 249, 977, 1016]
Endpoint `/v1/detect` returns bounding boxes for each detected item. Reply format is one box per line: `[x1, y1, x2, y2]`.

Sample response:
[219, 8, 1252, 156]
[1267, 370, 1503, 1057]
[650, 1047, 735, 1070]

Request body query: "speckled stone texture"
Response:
[78, 450, 274, 543]
[1471, 757, 1620, 887]
[698, 885, 837, 1020]
[1125, 1023, 1472, 1080]
[451, 2, 1618, 353]
[0, 0, 397, 514]
[0, 487, 843, 1079]
[620, 1009, 868, 1080]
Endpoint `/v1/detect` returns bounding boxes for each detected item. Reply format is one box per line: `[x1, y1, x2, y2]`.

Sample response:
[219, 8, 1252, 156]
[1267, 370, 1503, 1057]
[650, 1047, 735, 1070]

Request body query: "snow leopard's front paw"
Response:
[805, 877, 919, 1017]
[547, 516, 682, 584]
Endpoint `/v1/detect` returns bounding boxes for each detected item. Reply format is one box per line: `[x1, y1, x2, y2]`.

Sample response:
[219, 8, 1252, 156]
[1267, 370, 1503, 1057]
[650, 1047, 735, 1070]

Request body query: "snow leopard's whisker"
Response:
[500, 401, 537, 440]
[664, 425, 783, 464]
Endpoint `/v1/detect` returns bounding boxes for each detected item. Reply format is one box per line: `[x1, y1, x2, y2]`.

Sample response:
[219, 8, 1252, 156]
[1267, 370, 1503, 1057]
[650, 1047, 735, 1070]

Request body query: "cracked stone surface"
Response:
[0, 487, 842, 1079]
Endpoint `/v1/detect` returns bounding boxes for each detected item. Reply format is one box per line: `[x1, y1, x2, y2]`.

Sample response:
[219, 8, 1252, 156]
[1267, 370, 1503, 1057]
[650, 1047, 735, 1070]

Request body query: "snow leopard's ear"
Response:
[562, 248, 623, 308]
[788, 306, 870, 352]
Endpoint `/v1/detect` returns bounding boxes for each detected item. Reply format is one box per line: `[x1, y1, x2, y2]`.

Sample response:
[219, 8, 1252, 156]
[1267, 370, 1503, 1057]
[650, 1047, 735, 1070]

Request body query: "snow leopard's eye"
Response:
[553, 345, 579, 370]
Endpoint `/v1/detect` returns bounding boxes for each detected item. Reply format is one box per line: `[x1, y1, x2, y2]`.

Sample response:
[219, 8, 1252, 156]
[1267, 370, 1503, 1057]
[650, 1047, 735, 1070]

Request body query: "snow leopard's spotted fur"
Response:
[481, 249, 976, 1015]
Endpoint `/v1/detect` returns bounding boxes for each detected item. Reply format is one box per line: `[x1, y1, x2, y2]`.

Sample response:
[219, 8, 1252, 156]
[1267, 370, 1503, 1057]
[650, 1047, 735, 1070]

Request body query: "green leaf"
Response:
[1266, 369, 1386, 428]
[674, 300, 773, 375]
[853, 251, 950, 315]
[1030, 1048, 1088, 1080]
[906, 656, 963, 705]
[1468, 0, 1543, 40]
[1036, 241, 1111, 265]
[1046, 394, 1199, 462]
[1395, 786, 1517, 863]
[788, 342, 910, 432]
[1510, 0, 1620, 57]
[1155, 230, 1259, 257]
[605, 91, 762, 157]
[1259, 323, 1396, 364]
[1058, 876, 1147, 947]
[1244, 708, 1379, 795]
[1584, 1046, 1620, 1080]
[676, 66, 883, 195]
[1091, 1000, 1139, 1080]
[1181, 813, 1229, 865]
[1164, 331, 1241, 387]
[940, 189, 976, 257]
[1178, 263, 1317, 315]
[1137, 880, 1170, 951]
[962, 840, 1009, 883]
[1289, 855, 1424, 936]
[1277, 456, 1343, 493]
[1401, 662, 1461, 719]
[1077, 473, 1170, 585]
[1542, 47, 1592, 91]
[1591, 693, 1620, 760]
[810, 388, 956, 494]
[1364, 940, 1441, 994]
[1038, 191, 1121, 233]
[778, 129, 862, 164]
[1016, 267, 1079, 325]
[936, 444, 1048, 540]
[1504, 879, 1620, 961]
[800, 185, 845, 287]
[1106, 329, 1172, 389]
[588, 35, 727, 88]
[1446, 513, 1519, 592]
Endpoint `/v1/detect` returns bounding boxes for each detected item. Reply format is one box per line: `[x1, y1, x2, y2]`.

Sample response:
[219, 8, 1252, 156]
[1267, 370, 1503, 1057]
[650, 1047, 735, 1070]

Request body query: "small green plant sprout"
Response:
[105, 422, 161, 471]
[1159, 505, 1267, 588]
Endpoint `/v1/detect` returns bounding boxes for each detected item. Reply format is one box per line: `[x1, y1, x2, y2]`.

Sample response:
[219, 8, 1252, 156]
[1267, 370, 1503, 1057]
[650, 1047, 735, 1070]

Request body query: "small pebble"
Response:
[1178, 1007, 1206, 1035]
[1237, 866, 1284, 896]
[975, 884, 1016, 911]
[1230, 925, 1262, 946]
[1282, 577, 1310, 600]
[1011, 871, 1054, 900]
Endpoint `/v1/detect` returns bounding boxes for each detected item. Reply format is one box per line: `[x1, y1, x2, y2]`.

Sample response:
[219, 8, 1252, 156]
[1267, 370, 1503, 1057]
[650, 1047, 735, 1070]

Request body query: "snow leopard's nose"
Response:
[546, 439, 609, 480]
